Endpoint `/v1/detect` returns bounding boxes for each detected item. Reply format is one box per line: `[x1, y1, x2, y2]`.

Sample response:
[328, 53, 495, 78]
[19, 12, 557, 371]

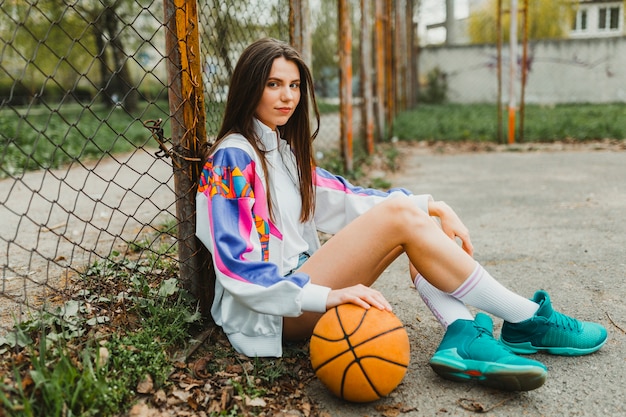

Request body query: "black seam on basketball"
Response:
[311, 306, 365, 342]
[353, 355, 409, 368]
[349, 325, 406, 350]
[312, 309, 408, 373]
[311, 309, 363, 371]
[311, 333, 348, 342]
[311, 323, 402, 344]
[343, 307, 370, 337]
[340, 309, 388, 399]
[311, 328, 350, 369]
[311, 307, 368, 371]
[340, 359, 383, 400]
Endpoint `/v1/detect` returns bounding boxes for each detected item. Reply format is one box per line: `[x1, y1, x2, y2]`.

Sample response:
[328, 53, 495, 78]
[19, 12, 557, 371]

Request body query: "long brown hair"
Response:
[206, 38, 320, 222]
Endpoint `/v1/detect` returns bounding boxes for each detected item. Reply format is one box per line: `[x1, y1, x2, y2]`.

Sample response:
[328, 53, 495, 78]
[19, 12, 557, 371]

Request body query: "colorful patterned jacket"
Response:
[196, 120, 431, 357]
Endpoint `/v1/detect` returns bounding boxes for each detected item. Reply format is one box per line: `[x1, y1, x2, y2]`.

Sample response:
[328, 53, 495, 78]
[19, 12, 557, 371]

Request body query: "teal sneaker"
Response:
[501, 290, 607, 356]
[429, 313, 548, 391]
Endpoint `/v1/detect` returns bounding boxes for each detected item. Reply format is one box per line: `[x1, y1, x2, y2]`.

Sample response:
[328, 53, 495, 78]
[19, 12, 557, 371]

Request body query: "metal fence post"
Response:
[361, 0, 375, 155]
[338, 0, 353, 172]
[374, 0, 386, 141]
[163, 0, 213, 315]
[384, 0, 394, 137]
[496, 0, 503, 143]
[290, 0, 312, 67]
[395, 0, 407, 112]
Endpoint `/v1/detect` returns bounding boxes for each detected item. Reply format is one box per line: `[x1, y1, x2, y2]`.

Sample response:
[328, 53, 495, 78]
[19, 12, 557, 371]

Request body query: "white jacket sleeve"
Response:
[313, 167, 432, 234]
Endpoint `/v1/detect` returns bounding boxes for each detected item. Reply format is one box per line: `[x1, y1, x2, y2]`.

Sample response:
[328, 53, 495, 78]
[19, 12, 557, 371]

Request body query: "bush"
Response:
[419, 67, 448, 104]
[0, 79, 32, 106]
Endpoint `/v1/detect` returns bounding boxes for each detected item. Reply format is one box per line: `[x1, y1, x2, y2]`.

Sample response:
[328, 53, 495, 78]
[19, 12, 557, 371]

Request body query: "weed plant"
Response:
[0, 223, 201, 416]
[0, 217, 317, 416]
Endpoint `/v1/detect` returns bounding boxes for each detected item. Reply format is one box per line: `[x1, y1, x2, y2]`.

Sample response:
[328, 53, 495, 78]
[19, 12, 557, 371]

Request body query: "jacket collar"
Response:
[254, 119, 280, 151]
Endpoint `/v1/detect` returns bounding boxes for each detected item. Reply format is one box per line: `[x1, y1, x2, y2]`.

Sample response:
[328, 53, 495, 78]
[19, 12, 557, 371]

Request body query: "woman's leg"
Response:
[405, 216, 539, 328]
[283, 196, 604, 391]
[284, 195, 477, 340]
[285, 195, 606, 360]
[410, 265, 474, 328]
[282, 196, 551, 391]
[303, 196, 476, 289]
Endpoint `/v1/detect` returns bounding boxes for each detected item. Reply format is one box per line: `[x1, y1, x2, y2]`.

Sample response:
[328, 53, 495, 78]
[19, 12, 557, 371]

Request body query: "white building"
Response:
[423, 0, 625, 46]
[570, 0, 624, 38]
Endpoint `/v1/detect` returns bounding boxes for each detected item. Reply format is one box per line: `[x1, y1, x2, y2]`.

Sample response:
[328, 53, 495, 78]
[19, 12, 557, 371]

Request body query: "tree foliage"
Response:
[468, 0, 577, 44]
[0, 0, 161, 110]
[0, 0, 98, 97]
[73, 0, 160, 111]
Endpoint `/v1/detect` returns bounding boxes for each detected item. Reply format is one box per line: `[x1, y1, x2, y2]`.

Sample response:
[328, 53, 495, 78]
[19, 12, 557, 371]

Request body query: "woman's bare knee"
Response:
[382, 196, 432, 235]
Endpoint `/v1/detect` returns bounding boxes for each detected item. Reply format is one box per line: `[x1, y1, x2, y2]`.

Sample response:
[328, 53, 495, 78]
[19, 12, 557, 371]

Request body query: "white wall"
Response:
[418, 36, 626, 104]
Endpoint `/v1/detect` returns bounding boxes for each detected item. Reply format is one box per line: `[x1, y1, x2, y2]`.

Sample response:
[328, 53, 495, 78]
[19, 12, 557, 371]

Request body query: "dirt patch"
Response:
[0, 149, 175, 331]
[402, 138, 626, 155]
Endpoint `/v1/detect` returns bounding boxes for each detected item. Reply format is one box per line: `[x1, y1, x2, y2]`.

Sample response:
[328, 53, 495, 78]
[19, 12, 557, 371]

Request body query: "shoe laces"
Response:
[548, 310, 582, 332]
[474, 322, 513, 353]
[473, 320, 492, 338]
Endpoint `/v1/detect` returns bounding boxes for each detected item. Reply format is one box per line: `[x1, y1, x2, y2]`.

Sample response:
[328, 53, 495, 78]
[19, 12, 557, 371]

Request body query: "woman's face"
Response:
[255, 57, 301, 131]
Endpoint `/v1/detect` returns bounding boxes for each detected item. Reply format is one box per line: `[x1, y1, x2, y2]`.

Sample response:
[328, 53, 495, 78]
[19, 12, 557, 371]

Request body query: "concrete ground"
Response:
[306, 144, 626, 417]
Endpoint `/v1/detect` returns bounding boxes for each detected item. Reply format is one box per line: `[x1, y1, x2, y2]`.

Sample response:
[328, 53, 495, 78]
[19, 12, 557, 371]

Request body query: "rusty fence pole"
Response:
[374, 0, 386, 141]
[394, 0, 407, 112]
[338, 0, 353, 172]
[407, 0, 417, 109]
[360, 0, 375, 155]
[289, 0, 312, 66]
[163, 0, 213, 315]
[496, 0, 503, 143]
[384, 0, 394, 135]
[508, 0, 518, 144]
[519, 0, 528, 143]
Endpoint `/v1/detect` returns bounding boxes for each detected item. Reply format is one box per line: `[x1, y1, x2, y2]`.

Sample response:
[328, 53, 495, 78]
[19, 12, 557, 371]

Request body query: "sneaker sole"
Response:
[501, 338, 608, 356]
[429, 357, 547, 391]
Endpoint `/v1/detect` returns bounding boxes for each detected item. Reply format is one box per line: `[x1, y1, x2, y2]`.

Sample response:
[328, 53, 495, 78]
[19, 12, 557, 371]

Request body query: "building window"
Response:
[572, 8, 588, 31]
[599, 6, 620, 31]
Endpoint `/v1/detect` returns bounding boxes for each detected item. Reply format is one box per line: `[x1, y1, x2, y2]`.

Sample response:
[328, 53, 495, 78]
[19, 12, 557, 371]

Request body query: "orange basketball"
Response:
[309, 304, 410, 403]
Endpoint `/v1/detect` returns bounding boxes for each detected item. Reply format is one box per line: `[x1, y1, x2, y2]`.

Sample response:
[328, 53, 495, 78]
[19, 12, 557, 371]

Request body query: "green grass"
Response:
[0, 100, 172, 177]
[393, 103, 626, 143]
[2, 100, 624, 178]
[0, 221, 202, 416]
[0, 216, 316, 416]
[0, 284, 200, 416]
[0, 97, 341, 178]
[0, 260, 312, 417]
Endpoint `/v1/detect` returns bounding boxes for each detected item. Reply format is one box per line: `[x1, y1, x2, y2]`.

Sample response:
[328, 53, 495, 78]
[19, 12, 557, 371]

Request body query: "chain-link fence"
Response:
[1, 0, 177, 333]
[1, 0, 418, 335]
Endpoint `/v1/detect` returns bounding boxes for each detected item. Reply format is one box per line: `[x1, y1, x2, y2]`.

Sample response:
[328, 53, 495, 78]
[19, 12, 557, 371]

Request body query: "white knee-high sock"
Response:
[450, 262, 539, 323]
[414, 274, 474, 329]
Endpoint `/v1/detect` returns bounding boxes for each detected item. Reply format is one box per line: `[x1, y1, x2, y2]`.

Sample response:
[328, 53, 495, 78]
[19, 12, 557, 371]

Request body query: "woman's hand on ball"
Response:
[327, 284, 393, 312]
